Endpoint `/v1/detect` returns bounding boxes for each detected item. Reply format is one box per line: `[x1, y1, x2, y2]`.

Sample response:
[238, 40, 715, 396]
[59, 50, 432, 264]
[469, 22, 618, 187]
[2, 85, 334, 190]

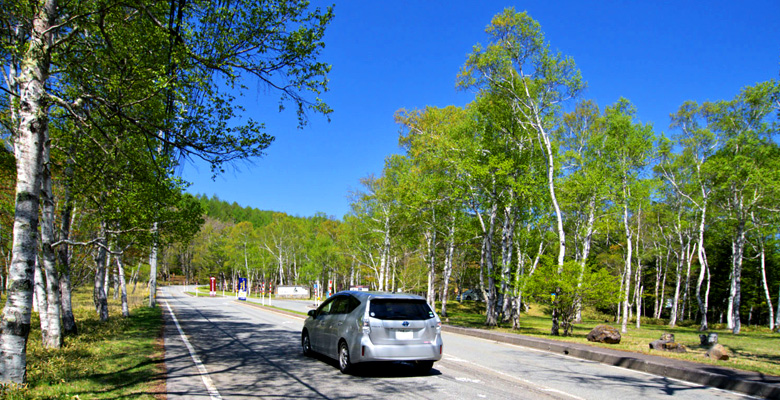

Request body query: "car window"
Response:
[369, 299, 435, 320]
[318, 298, 335, 316]
[331, 296, 349, 314]
[346, 296, 360, 313]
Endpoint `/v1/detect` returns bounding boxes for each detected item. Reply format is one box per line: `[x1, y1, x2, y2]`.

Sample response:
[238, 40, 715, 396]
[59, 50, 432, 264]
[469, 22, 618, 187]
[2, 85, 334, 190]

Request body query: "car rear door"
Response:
[322, 296, 349, 357]
[310, 298, 335, 353]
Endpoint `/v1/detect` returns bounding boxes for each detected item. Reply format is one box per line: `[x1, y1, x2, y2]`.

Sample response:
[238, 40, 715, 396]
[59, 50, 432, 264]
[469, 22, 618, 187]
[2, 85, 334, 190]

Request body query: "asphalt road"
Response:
[161, 287, 753, 400]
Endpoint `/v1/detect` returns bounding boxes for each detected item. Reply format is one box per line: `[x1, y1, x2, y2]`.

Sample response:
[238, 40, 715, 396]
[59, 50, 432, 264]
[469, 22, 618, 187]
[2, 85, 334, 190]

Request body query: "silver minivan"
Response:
[301, 291, 443, 374]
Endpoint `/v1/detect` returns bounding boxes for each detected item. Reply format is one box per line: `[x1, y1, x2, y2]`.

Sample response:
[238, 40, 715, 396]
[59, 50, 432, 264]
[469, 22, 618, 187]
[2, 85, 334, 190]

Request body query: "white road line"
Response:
[165, 300, 223, 400]
[444, 332, 757, 399]
[443, 354, 586, 400]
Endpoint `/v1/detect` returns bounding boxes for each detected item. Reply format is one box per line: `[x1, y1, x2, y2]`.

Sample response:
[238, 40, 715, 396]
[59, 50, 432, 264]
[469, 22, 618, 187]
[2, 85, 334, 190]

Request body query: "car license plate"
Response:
[396, 330, 413, 340]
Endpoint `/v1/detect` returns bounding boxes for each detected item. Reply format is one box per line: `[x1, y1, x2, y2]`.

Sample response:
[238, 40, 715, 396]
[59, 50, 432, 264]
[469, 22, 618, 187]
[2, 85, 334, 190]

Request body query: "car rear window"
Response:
[369, 299, 435, 320]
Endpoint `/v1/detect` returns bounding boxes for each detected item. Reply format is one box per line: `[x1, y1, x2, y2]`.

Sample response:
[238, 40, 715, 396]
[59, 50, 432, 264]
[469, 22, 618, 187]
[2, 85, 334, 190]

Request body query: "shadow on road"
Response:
[165, 298, 442, 399]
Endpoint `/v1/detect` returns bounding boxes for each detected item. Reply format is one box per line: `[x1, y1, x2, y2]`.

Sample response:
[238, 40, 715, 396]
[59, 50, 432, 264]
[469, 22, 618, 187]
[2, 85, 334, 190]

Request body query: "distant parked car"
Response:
[301, 291, 443, 374]
[457, 289, 482, 301]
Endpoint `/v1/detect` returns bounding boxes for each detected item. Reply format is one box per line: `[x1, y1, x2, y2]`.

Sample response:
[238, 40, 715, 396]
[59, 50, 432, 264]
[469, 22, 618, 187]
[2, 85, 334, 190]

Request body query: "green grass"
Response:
[2, 289, 165, 400]
[441, 301, 780, 377]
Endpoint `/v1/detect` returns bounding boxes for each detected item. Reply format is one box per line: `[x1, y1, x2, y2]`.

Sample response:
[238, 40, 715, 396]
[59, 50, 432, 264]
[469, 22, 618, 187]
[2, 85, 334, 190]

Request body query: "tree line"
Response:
[172, 9, 780, 341]
[1, 0, 333, 384]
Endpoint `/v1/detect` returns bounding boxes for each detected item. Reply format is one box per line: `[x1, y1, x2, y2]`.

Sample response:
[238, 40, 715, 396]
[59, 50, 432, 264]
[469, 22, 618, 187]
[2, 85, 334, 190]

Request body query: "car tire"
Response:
[338, 341, 352, 374]
[413, 360, 434, 374]
[302, 331, 312, 357]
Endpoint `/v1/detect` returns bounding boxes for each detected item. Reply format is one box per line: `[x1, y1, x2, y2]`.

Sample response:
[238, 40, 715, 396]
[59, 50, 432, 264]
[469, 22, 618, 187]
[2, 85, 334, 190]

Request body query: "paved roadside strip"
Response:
[212, 294, 780, 399]
[442, 325, 780, 399]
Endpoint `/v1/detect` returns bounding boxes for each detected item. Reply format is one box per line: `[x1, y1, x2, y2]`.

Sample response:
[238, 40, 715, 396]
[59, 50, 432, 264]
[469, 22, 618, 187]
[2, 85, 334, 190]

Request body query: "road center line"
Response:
[164, 299, 223, 400]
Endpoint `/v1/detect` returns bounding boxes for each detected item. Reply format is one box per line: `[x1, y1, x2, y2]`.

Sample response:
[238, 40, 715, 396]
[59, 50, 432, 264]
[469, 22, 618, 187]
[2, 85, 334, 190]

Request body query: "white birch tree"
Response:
[457, 8, 583, 335]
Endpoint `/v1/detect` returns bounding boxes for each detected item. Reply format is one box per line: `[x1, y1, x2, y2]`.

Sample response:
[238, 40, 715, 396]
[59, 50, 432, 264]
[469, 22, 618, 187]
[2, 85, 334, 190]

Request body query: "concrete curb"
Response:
[442, 325, 780, 399]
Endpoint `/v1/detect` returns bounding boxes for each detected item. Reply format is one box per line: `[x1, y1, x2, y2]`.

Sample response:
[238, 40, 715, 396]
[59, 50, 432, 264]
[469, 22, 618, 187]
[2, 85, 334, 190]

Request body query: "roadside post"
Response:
[314, 282, 319, 307]
[210, 277, 216, 297]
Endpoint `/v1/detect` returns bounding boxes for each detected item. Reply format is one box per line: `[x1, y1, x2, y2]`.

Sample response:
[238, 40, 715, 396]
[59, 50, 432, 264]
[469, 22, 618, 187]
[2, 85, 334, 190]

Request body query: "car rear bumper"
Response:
[354, 336, 443, 362]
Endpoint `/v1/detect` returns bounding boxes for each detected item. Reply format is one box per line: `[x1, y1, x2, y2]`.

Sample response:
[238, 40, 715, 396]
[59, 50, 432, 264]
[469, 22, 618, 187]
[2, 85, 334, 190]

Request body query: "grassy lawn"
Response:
[441, 300, 780, 377]
[2, 289, 165, 400]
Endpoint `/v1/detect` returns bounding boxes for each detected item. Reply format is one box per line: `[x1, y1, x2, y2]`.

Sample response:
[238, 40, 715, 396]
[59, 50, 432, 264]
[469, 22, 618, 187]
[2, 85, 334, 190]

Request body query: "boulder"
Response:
[705, 344, 730, 361]
[649, 339, 668, 350]
[649, 333, 686, 353]
[699, 333, 718, 346]
[661, 341, 687, 353]
[587, 324, 621, 344]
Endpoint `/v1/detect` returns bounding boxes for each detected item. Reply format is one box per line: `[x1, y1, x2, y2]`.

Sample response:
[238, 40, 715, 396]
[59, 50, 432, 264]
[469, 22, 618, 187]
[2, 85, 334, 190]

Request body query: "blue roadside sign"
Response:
[238, 278, 247, 301]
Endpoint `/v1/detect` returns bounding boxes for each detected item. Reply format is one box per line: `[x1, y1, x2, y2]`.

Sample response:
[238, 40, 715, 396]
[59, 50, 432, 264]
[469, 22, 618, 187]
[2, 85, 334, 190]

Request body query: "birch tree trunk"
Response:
[695, 206, 710, 331]
[575, 195, 596, 323]
[652, 249, 661, 319]
[728, 218, 747, 334]
[751, 212, 774, 331]
[681, 241, 696, 322]
[113, 260, 120, 300]
[378, 215, 391, 292]
[669, 231, 684, 327]
[621, 181, 633, 333]
[34, 259, 48, 335]
[658, 246, 670, 319]
[500, 204, 516, 321]
[104, 252, 111, 299]
[1, 0, 57, 383]
[483, 201, 499, 327]
[440, 219, 456, 317]
[634, 209, 643, 329]
[148, 221, 159, 307]
[57, 154, 76, 336]
[541, 126, 565, 336]
[116, 254, 129, 317]
[758, 241, 774, 330]
[40, 135, 62, 348]
[94, 223, 109, 322]
[425, 224, 436, 307]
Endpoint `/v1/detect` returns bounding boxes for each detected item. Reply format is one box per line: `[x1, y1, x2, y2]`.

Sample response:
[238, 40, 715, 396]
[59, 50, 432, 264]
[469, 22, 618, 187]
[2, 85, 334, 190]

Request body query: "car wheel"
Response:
[302, 331, 312, 357]
[338, 341, 352, 374]
[414, 360, 434, 373]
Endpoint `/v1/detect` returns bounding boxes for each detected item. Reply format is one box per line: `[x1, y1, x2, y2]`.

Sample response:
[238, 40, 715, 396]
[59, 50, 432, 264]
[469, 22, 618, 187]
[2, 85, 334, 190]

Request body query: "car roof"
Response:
[333, 290, 425, 301]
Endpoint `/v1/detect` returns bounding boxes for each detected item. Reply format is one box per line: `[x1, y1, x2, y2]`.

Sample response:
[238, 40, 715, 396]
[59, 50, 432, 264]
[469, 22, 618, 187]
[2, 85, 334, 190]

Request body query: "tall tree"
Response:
[600, 98, 654, 333]
[458, 8, 583, 335]
[708, 80, 780, 334]
[658, 100, 719, 331]
[1, 0, 333, 383]
[559, 100, 610, 323]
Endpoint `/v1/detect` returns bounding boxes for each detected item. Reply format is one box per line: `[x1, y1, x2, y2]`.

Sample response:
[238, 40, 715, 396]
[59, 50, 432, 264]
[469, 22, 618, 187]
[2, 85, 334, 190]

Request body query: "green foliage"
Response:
[197, 194, 276, 227]
[523, 260, 620, 335]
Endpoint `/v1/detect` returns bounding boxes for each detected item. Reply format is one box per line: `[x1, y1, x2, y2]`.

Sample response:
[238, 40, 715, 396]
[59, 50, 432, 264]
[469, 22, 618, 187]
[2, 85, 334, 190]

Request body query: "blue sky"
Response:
[180, 0, 780, 220]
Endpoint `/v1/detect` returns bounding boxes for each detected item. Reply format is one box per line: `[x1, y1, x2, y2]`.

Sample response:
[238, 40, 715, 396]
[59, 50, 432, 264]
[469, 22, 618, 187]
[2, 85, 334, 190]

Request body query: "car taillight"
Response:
[362, 318, 371, 334]
[435, 321, 441, 334]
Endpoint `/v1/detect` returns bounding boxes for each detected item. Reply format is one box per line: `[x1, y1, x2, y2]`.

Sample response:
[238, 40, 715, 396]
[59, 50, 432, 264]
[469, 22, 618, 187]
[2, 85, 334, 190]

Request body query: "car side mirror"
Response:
[308, 310, 317, 318]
